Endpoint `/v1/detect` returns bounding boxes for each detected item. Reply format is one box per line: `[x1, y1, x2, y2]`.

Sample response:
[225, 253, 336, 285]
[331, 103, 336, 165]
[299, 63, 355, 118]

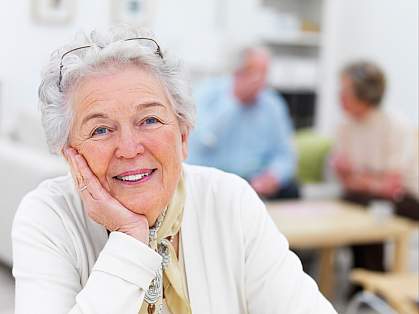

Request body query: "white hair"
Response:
[38, 25, 195, 153]
[223, 42, 271, 72]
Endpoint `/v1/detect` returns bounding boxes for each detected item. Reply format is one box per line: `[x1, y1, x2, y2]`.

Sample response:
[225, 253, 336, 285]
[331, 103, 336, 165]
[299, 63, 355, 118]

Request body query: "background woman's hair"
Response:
[38, 25, 195, 153]
[342, 61, 386, 107]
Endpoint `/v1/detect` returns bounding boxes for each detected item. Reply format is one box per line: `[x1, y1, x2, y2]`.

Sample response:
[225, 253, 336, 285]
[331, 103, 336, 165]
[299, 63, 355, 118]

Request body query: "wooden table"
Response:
[266, 200, 414, 299]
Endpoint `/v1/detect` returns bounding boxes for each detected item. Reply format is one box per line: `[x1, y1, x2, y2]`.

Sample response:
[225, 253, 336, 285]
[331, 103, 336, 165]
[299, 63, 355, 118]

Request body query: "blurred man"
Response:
[188, 47, 299, 199]
[333, 61, 419, 291]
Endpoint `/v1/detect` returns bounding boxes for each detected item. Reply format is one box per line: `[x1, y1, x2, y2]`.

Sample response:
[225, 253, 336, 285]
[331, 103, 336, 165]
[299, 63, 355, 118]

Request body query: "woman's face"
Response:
[339, 74, 370, 119]
[69, 64, 188, 225]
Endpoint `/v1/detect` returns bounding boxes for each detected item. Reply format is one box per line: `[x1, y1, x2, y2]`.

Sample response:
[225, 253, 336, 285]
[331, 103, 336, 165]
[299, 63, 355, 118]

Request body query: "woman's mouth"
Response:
[113, 168, 157, 185]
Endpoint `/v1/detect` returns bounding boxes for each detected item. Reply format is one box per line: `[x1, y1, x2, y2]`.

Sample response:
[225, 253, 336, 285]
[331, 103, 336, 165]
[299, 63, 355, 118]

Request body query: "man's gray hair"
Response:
[38, 25, 195, 153]
[229, 45, 271, 72]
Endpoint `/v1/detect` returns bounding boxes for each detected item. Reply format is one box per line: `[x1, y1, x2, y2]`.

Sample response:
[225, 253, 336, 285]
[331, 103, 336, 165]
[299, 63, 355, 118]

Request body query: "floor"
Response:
[1, 232, 417, 314]
[0, 262, 14, 314]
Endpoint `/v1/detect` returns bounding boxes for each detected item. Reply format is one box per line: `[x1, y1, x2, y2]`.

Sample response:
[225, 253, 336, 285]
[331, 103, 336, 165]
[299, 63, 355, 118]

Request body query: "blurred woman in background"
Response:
[333, 61, 419, 289]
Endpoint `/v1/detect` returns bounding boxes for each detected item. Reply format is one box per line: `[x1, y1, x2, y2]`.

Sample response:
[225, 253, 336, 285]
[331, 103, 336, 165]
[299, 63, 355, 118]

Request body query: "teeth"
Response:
[119, 173, 150, 181]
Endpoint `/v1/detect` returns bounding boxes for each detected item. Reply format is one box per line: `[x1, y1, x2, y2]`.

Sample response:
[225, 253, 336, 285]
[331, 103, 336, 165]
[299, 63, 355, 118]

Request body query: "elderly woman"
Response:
[333, 61, 419, 294]
[12, 26, 336, 314]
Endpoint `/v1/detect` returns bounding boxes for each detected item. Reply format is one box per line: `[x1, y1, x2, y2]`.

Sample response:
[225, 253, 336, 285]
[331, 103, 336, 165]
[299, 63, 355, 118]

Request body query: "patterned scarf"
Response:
[139, 175, 192, 314]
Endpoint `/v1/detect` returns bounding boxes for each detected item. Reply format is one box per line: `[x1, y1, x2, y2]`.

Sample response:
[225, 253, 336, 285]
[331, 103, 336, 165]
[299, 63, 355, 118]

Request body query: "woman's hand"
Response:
[63, 147, 149, 244]
[331, 153, 352, 179]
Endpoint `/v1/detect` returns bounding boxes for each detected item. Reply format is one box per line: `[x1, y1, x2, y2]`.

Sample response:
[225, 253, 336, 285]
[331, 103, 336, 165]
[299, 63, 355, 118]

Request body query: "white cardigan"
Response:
[12, 164, 336, 314]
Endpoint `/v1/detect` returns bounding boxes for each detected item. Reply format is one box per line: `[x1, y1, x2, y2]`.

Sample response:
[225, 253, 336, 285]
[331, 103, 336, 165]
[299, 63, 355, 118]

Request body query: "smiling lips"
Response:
[113, 168, 157, 185]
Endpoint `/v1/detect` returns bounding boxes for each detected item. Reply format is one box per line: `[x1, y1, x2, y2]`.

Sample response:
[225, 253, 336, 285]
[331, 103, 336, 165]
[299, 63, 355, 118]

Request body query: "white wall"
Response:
[1, 1, 417, 136]
[0, 0, 258, 133]
[0, 1, 109, 132]
[317, 0, 419, 135]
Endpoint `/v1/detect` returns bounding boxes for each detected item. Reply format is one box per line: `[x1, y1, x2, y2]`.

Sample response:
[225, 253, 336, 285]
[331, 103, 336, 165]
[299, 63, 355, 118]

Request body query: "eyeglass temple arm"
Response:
[125, 37, 163, 58]
[58, 45, 92, 92]
[58, 38, 163, 92]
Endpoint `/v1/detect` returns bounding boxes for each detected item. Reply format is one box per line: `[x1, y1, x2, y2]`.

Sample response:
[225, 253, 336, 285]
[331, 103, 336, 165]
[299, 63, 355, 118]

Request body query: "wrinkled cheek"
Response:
[152, 134, 183, 182]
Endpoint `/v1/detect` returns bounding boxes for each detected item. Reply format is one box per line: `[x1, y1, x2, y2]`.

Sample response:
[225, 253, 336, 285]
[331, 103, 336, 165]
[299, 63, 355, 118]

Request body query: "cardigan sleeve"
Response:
[12, 193, 161, 314]
[239, 184, 337, 314]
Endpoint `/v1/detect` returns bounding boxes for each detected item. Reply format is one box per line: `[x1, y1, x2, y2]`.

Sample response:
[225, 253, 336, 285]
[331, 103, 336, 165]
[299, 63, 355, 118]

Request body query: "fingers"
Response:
[73, 153, 106, 201]
[63, 147, 103, 200]
[63, 146, 84, 188]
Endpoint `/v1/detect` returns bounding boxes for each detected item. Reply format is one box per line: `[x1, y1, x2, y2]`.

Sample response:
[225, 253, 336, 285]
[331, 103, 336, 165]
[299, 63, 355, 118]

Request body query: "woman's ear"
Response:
[180, 129, 189, 160]
[61, 145, 70, 160]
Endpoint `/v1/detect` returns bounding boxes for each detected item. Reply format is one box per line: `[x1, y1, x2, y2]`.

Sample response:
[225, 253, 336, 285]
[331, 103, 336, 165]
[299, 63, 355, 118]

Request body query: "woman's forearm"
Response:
[343, 171, 403, 198]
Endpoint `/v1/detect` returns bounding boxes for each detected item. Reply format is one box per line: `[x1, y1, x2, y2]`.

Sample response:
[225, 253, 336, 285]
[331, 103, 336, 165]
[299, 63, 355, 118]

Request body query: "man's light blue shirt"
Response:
[187, 77, 297, 185]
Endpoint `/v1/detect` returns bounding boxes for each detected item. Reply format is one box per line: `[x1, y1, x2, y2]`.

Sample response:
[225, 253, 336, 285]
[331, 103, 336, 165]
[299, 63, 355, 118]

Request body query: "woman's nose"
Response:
[115, 128, 145, 159]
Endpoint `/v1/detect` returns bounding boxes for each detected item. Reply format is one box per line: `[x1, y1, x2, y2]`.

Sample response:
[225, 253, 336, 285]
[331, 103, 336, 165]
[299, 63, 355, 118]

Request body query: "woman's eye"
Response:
[92, 127, 109, 136]
[144, 117, 160, 125]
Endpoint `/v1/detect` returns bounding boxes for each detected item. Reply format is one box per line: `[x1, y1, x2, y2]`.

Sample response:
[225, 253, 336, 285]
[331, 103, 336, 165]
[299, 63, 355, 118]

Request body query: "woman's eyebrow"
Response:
[81, 102, 167, 126]
[81, 113, 108, 125]
[135, 102, 166, 111]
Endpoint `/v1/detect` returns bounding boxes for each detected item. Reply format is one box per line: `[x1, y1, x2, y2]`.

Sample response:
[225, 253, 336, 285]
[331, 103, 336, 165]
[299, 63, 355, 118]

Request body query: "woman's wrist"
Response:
[126, 229, 149, 244]
[118, 220, 149, 244]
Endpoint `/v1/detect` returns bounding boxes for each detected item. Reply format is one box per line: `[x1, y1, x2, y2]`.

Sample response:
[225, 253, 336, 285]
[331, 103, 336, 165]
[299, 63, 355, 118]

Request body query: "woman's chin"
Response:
[111, 188, 170, 227]
[121, 199, 162, 227]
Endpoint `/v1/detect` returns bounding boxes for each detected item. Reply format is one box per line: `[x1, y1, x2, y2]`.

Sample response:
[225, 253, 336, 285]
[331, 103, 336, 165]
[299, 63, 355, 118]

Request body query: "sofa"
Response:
[294, 129, 341, 200]
[0, 135, 67, 265]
